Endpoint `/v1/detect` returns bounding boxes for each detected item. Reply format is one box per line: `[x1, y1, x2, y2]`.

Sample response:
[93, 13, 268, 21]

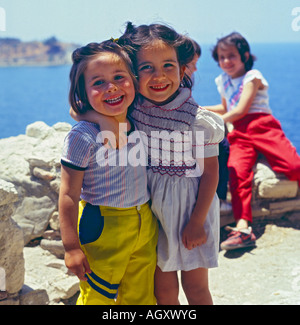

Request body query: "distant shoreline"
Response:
[0, 36, 80, 67]
[1, 40, 299, 67]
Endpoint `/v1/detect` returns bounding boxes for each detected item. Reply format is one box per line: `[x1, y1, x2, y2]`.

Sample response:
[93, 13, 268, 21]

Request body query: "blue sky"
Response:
[1, 0, 300, 45]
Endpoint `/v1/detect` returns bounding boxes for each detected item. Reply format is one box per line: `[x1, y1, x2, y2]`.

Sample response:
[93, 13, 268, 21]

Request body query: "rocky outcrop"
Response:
[0, 121, 78, 305]
[0, 180, 24, 304]
[0, 37, 79, 67]
[220, 157, 300, 227]
[0, 121, 299, 304]
[0, 121, 70, 246]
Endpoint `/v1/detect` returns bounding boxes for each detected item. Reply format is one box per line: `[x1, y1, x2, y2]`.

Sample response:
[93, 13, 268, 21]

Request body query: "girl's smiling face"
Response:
[84, 52, 135, 121]
[137, 40, 185, 104]
[217, 45, 248, 79]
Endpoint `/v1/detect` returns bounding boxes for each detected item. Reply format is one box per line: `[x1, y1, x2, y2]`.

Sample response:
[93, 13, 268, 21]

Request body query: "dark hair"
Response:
[190, 38, 201, 57]
[69, 40, 138, 114]
[118, 22, 196, 88]
[212, 32, 256, 72]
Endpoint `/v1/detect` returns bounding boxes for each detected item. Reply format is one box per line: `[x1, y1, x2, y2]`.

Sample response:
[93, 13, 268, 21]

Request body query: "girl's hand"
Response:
[181, 156, 218, 251]
[69, 106, 128, 149]
[182, 220, 207, 250]
[64, 248, 92, 281]
[100, 122, 128, 149]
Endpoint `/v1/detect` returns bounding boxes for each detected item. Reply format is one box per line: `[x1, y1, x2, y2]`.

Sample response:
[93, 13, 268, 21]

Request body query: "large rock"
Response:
[218, 155, 300, 227]
[0, 180, 19, 207]
[254, 160, 298, 199]
[19, 286, 49, 305]
[0, 121, 77, 304]
[23, 246, 79, 304]
[12, 196, 57, 245]
[0, 121, 70, 184]
[0, 121, 72, 244]
[0, 180, 25, 295]
[40, 239, 65, 259]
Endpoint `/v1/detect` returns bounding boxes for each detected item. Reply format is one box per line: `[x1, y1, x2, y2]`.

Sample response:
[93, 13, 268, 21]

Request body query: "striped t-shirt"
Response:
[61, 120, 150, 208]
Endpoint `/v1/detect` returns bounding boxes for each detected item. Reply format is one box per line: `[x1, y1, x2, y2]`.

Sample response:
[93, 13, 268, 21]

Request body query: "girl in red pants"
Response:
[207, 32, 300, 250]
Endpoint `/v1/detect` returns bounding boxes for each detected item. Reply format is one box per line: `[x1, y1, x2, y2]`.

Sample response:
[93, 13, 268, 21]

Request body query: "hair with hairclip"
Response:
[110, 37, 119, 43]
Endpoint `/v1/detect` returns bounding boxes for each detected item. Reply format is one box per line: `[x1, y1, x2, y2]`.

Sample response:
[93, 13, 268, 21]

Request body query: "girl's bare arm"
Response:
[59, 165, 91, 280]
[204, 97, 227, 115]
[222, 78, 263, 123]
[182, 156, 219, 250]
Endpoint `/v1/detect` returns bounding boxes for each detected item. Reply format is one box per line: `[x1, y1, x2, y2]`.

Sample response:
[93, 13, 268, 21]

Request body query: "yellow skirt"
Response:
[76, 200, 158, 305]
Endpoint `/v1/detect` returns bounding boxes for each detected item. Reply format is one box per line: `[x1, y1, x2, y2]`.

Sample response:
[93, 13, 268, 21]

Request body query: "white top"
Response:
[215, 69, 272, 115]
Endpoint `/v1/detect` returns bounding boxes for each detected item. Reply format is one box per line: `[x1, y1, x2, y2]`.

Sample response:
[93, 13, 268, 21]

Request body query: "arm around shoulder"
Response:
[69, 106, 126, 149]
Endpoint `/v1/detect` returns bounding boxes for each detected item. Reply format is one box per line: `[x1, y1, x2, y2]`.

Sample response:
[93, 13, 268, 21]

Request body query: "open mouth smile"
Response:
[104, 95, 124, 105]
[149, 84, 170, 92]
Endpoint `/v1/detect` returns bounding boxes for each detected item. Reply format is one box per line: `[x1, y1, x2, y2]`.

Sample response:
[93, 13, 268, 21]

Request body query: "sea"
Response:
[0, 43, 300, 154]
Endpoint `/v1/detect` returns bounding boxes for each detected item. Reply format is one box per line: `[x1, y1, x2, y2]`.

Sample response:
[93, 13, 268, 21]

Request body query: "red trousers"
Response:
[227, 113, 300, 223]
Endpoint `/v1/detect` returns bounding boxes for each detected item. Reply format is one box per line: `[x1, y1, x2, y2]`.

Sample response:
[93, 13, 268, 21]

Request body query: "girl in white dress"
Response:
[118, 22, 224, 305]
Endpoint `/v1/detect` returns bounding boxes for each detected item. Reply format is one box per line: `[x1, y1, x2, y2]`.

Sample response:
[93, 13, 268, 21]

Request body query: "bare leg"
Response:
[154, 266, 180, 305]
[181, 268, 213, 305]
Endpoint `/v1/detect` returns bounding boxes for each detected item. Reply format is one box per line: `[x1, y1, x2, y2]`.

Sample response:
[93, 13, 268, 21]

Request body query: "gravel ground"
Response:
[179, 218, 300, 305]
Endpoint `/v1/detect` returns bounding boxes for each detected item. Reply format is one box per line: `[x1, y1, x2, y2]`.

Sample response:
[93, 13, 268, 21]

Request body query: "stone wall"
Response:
[0, 121, 299, 304]
[220, 157, 300, 227]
